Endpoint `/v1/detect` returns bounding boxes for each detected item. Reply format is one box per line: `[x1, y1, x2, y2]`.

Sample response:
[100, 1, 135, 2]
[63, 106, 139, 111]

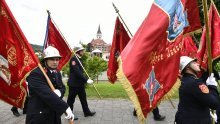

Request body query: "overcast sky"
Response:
[6, 0, 154, 48]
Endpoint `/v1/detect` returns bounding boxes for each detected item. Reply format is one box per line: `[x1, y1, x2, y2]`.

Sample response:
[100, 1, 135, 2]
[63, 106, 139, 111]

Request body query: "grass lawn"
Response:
[65, 81, 179, 99]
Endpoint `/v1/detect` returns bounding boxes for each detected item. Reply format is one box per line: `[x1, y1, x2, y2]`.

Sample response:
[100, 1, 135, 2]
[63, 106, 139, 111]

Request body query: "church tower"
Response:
[97, 24, 102, 39]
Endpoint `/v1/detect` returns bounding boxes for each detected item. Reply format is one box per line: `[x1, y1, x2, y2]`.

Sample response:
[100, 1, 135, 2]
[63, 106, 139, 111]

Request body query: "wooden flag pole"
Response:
[73, 52, 102, 99]
[47, 10, 72, 51]
[112, 3, 133, 37]
[201, 1, 215, 124]
[202, 0, 212, 75]
[46, 10, 102, 99]
[38, 63, 74, 124]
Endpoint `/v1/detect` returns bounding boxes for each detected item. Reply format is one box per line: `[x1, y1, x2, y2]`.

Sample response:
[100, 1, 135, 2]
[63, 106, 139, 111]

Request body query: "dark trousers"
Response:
[67, 86, 90, 114]
[11, 97, 29, 112]
[152, 107, 160, 117]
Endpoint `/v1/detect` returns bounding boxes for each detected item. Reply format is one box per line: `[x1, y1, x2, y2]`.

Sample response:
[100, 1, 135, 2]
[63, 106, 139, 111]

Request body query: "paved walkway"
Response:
[0, 98, 178, 124]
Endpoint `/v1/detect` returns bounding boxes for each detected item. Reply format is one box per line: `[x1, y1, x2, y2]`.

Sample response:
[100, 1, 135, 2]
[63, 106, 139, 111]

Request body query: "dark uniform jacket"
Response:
[68, 55, 88, 87]
[26, 67, 69, 124]
[175, 73, 220, 124]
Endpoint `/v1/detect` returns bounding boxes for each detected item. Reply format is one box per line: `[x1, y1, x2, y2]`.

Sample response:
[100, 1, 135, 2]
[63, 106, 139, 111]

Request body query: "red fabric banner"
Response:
[197, 2, 220, 70]
[182, 0, 201, 34]
[43, 14, 72, 70]
[116, 0, 200, 123]
[0, 0, 39, 108]
[107, 17, 130, 83]
[181, 35, 198, 58]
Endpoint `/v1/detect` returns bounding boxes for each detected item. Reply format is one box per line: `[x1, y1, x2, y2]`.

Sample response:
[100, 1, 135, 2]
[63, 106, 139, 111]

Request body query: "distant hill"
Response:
[31, 44, 43, 52]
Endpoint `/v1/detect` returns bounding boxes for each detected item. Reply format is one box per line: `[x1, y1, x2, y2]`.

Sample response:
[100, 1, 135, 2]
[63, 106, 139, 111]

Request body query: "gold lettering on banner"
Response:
[18, 48, 34, 77]
[7, 46, 17, 66]
[150, 42, 183, 65]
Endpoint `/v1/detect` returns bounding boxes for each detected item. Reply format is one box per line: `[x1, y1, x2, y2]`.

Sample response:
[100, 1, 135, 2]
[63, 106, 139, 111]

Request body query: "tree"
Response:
[81, 53, 107, 83]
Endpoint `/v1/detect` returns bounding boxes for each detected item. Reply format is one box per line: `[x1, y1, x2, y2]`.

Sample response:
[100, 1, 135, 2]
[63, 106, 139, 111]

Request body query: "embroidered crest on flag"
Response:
[144, 67, 161, 107]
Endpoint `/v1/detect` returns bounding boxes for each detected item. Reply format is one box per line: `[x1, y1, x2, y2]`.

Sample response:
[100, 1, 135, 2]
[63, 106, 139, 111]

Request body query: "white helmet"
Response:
[180, 56, 196, 72]
[43, 46, 61, 59]
[74, 45, 85, 53]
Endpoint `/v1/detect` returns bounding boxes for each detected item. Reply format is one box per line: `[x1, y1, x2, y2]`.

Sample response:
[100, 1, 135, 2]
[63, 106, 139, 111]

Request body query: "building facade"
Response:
[88, 25, 111, 61]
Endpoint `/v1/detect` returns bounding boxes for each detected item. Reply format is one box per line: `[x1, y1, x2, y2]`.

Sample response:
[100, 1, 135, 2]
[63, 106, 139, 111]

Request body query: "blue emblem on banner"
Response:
[155, 0, 188, 41]
[145, 67, 161, 107]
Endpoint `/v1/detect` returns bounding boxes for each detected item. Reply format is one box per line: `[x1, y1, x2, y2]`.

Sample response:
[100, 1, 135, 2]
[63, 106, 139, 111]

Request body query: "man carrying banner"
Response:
[67, 45, 96, 118]
[175, 56, 220, 124]
[26, 46, 74, 124]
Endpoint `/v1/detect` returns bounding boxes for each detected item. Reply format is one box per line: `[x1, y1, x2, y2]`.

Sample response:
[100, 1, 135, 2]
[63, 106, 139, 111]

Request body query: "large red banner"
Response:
[107, 17, 130, 83]
[43, 13, 72, 70]
[116, 0, 201, 123]
[0, 0, 39, 108]
[197, 2, 220, 70]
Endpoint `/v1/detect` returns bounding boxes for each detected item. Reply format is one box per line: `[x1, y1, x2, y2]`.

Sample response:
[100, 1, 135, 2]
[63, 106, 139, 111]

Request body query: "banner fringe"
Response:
[116, 57, 146, 124]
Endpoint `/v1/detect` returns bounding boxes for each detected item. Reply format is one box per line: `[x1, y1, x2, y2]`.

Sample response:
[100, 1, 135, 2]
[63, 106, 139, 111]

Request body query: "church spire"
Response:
[97, 24, 102, 39]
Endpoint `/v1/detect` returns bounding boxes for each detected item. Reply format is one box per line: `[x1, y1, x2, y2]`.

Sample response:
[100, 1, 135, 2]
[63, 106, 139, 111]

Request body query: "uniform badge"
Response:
[72, 61, 76, 66]
[199, 84, 209, 94]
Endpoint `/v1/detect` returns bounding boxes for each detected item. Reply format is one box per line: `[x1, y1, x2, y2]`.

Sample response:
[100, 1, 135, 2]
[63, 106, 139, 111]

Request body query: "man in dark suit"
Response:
[26, 46, 74, 124]
[175, 56, 220, 124]
[67, 45, 96, 118]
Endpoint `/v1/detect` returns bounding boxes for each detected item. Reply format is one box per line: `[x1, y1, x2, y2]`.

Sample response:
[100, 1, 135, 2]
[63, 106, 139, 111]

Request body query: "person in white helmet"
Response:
[67, 45, 96, 118]
[26, 46, 74, 124]
[175, 56, 220, 124]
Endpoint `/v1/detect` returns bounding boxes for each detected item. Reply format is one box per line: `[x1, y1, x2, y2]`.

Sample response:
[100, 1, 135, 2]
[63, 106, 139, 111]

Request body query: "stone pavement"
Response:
[0, 98, 178, 124]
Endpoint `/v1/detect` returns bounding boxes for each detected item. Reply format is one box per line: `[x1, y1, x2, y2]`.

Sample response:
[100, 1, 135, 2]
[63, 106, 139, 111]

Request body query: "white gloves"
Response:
[87, 79, 94, 84]
[65, 107, 74, 121]
[206, 73, 218, 86]
[210, 111, 217, 123]
[54, 89, 61, 97]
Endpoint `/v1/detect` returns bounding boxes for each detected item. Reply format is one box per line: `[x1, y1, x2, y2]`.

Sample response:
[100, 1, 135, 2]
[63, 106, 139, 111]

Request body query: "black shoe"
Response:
[133, 109, 137, 116]
[74, 116, 78, 120]
[11, 108, 20, 117]
[154, 115, 166, 121]
[84, 111, 96, 117]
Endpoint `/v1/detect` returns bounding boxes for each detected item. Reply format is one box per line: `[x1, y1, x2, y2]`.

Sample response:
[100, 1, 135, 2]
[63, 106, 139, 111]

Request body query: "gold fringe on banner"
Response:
[116, 57, 145, 124]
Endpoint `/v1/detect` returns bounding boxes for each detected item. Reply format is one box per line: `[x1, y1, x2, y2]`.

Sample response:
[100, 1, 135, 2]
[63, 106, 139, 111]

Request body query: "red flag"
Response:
[43, 13, 72, 70]
[181, 35, 198, 58]
[107, 17, 130, 83]
[0, 0, 39, 108]
[197, 2, 220, 70]
[182, 0, 201, 34]
[116, 0, 200, 123]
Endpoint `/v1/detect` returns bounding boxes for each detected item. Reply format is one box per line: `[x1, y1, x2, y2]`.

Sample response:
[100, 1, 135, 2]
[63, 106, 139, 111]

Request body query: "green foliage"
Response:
[64, 52, 107, 81]
[61, 62, 70, 77]
[31, 44, 43, 52]
[85, 82, 129, 98]
[215, 62, 220, 72]
[65, 82, 129, 99]
[83, 54, 107, 80]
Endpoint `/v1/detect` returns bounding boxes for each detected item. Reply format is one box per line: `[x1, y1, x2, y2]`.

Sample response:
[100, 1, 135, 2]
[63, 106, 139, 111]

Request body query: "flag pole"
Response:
[38, 63, 74, 124]
[73, 52, 102, 99]
[112, 3, 176, 109]
[201, 1, 215, 124]
[112, 3, 133, 37]
[47, 10, 72, 51]
[202, 0, 212, 75]
[47, 10, 102, 99]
